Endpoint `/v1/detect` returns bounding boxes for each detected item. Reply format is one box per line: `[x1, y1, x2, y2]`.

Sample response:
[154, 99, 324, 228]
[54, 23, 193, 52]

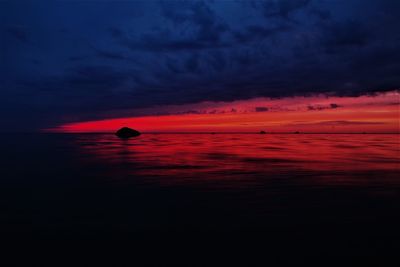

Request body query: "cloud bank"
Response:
[1, 0, 399, 130]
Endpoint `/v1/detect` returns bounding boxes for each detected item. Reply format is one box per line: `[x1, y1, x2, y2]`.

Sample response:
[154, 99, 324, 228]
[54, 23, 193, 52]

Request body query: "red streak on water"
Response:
[76, 134, 400, 188]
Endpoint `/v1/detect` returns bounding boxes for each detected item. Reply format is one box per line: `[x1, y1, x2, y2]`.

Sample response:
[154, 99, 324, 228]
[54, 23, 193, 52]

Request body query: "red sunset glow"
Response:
[50, 91, 399, 133]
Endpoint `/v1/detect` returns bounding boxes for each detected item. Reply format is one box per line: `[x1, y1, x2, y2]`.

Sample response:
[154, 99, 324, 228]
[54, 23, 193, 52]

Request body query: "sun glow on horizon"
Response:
[49, 91, 400, 133]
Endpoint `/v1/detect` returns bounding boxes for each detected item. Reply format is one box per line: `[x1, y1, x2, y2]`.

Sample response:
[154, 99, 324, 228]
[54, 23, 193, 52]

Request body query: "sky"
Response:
[1, 0, 399, 132]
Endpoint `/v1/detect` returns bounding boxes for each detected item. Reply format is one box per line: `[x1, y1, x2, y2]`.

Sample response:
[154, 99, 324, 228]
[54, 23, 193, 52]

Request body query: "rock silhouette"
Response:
[115, 127, 141, 138]
[260, 131, 266, 134]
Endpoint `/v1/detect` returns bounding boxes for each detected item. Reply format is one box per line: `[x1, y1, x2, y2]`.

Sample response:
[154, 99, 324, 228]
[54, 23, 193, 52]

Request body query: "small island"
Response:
[260, 130, 267, 134]
[115, 127, 141, 138]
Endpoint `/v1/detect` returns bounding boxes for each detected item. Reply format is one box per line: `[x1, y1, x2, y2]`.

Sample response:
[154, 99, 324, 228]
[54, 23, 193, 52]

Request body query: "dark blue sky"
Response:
[1, 0, 399, 131]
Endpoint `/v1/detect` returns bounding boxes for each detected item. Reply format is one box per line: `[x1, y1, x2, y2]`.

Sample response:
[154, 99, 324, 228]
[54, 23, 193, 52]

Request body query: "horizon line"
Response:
[15, 131, 400, 135]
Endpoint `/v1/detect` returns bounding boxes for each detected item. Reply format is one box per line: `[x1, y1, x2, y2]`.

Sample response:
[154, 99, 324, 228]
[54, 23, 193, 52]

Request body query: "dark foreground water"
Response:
[1, 133, 399, 264]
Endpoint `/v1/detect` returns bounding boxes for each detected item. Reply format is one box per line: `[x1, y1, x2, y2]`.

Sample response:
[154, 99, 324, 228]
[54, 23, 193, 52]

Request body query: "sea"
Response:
[1, 133, 399, 264]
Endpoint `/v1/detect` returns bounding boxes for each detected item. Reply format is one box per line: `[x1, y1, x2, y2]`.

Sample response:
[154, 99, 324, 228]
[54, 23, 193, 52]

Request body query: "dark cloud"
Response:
[161, 0, 229, 42]
[307, 103, 342, 111]
[5, 26, 29, 43]
[207, 50, 226, 72]
[233, 25, 289, 43]
[119, 33, 230, 52]
[322, 20, 370, 53]
[91, 46, 140, 64]
[67, 66, 126, 91]
[255, 107, 269, 112]
[330, 103, 340, 109]
[180, 110, 202, 115]
[69, 56, 86, 62]
[96, 50, 127, 61]
[261, 0, 312, 19]
[112, 1, 230, 53]
[108, 27, 124, 39]
[1, 0, 400, 131]
[185, 53, 200, 73]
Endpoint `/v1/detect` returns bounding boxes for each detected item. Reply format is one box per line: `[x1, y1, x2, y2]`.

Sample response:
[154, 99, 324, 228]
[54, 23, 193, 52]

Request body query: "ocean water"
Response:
[1, 133, 400, 262]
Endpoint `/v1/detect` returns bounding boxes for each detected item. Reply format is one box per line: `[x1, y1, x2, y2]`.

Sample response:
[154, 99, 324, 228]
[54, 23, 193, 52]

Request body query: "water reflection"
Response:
[2, 133, 398, 245]
[76, 134, 400, 188]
